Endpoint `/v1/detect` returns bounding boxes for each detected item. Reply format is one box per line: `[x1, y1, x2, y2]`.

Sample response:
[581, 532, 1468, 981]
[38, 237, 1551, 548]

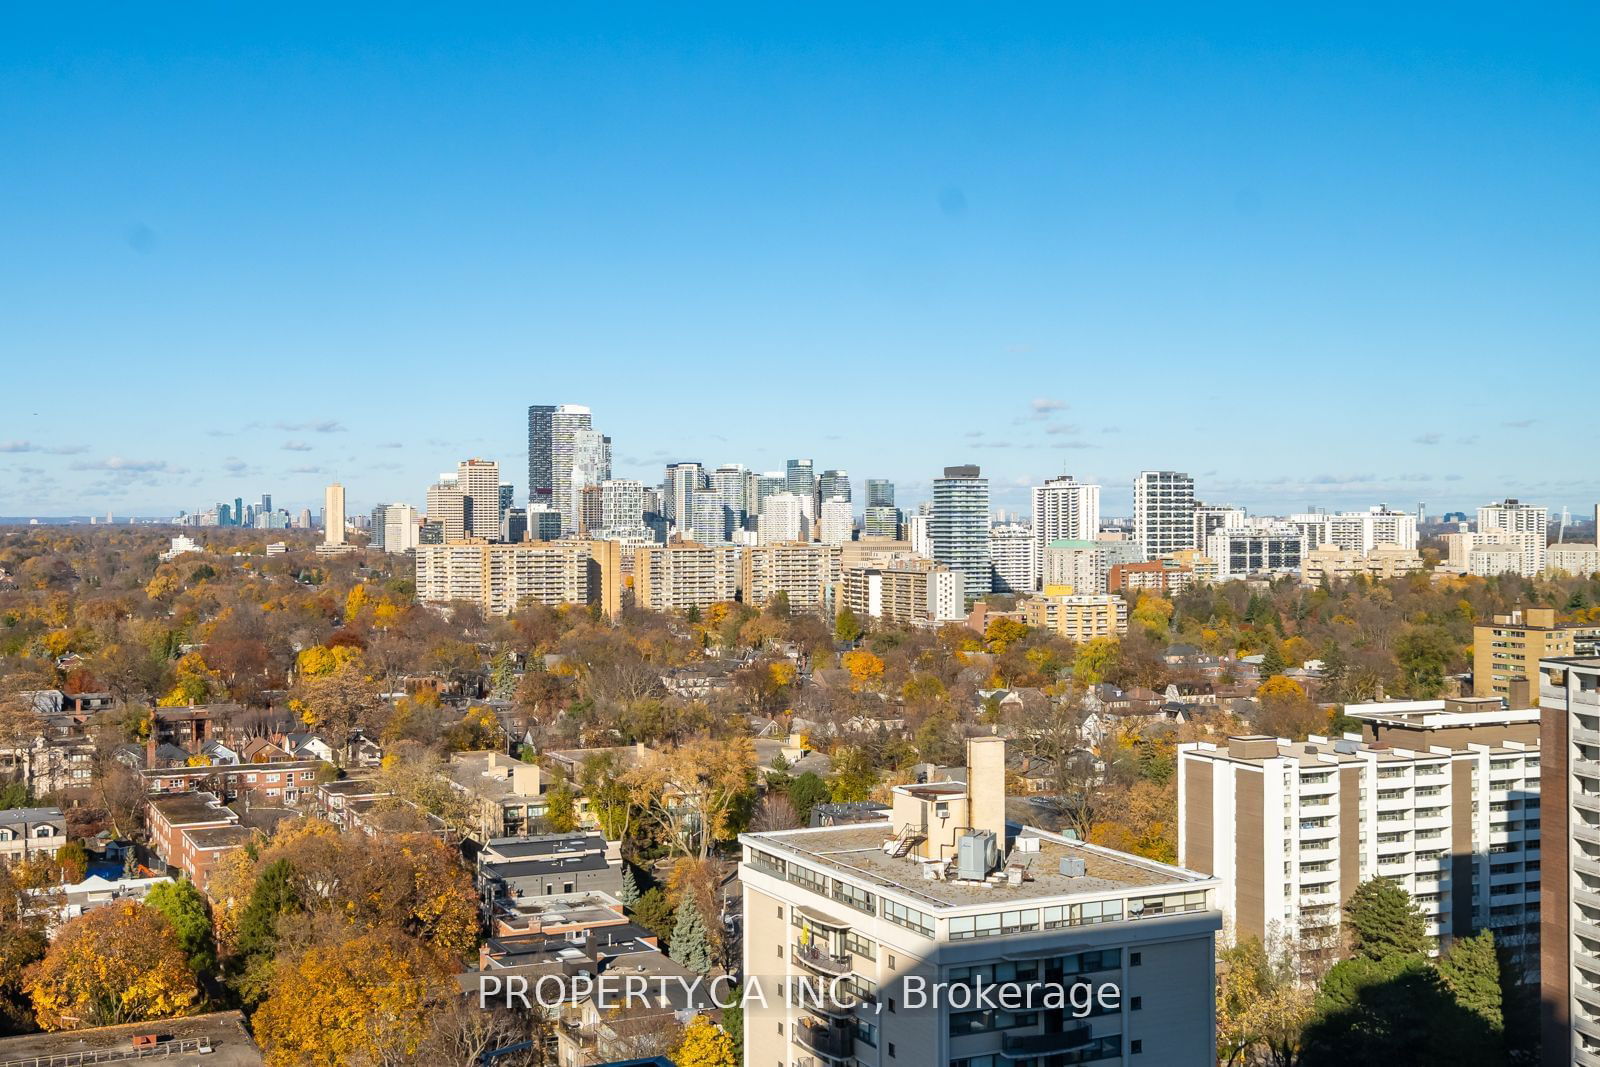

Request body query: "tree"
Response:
[1072, 636, 1118, 686]
[633, 888, 674, 943]
[1258, 641, 1288, 679]
[54, 841, 88, 884]
[675, 1014, 736, 1067]
[231, 857, 299, 1003]
[834, 608, 862, 644]
[786, 772, 830, 825]
[144, 880, 216, 975]
[840, 649, 885, 691]
[624, 738, 756, 859]
[1437, 929, 1503, 1034]
[252, 929, 451, 1067]
[1394, 625, 1458, 698]
[1345, 877, 1429, 961]
[618, 865, 640, 909]
[1216, 934, 1312, 1067]
[544, 778, 580, 833]
[23, 901, 198, 1030]
[669, 895, 712, 974]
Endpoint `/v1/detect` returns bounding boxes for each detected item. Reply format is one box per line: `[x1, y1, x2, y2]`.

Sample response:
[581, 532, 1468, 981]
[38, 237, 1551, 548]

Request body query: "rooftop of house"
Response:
[482, 852, 614, 880]
[480, 832, 611, 862]
[184, 825, 257, 850]
[746, 821, 1208, 909]
[491, 891, 626, 928]
[0, 807, 65, 826]
[147, 793, 235, 826]
[318, 778, 389, 797]
[482, 921, 657, 968]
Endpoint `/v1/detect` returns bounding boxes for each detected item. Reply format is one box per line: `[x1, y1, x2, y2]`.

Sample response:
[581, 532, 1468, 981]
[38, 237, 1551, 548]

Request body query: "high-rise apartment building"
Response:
[599, 479, 648, 537]
[751, 472, 788, 526]
[1206, 526, 1305, 580]
[1537, 655, 1600, 1065]
[379, 503, 419, 554]
[863, 506, 900, 540]
[1042, 540, 1108, 595]
[741, 738, 1222, 1067]
[690, 495, 734, 545]
[742, 542, 841, 615]
[1478, 499, 1549, 579]
[759, 493, 807, 545]
[865, 479, 894, 509]
[710, 464, 751, 530]
[1133, 471, 1196, 561]
[632, 542, 742, 614]
[425, 476, 467, 543]
[1180, 697, 1541, 975]
[843, 558, 964, 626]
[414, 539, 618, 617]
[527, 404, 556, 510]
[931, 465, 989, 603]
[322, 484, 345, 547]
[456, 459, 501, 541]
[905, 512, 932, 558]
[664, 461, 705, 530]
[988, 522, 1039, 594]
[564, 429, 610, 535]
[549, 405, 595, 535]
[1192, 503, 1246, 549]
[1475, 607, 1577, 698]
[1286, 506, 1419, 555]
[819, 497, 854, 546]
[1032, 476, 1101, 565]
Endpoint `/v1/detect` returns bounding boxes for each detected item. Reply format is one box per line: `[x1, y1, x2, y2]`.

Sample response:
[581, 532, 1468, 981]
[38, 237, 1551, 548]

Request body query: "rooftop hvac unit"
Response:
[957, 830, 998, 881]
[1059, 857, 1087, 878]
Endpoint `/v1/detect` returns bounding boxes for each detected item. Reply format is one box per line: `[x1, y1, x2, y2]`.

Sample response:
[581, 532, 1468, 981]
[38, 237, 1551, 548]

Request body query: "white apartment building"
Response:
[414, 539, 599, 616]
[381, 503, 419, 554]
[1539, 656, 1600, 1065]
[551, 405, 596, 535]
[160, 535, 203, 562]
[1133, 471, 1195, 561]
[931, 466, 990, 604]
[742, 738, 1222, 1067]
[820, 497, 855, 547]
[598, 479, 648, 538]
[1478, 499, 1549, 578]
[844, 560, 964, 626]
[567, 430, 610, 534]
[1180, 697, 1541, 972]
[988, 523, 1039, 594]
[1031, 476, 1101, 563]
[1286, 506, 1419, 555]
[633, 542, 742, 614]
[1206, 527, 1305, 580]
[905, 513, 932, 558]
[761, 493, 808, 545]
[1192, 504, 1246, 550]
[1550, 544, 1600, 577]
[743, 543, 841, 615]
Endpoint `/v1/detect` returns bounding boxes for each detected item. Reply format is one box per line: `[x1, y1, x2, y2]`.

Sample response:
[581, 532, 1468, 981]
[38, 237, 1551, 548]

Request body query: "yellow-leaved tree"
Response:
[675, 1014, 737, 1067]
[24, 901, 198, 1030]
[252, 929, 450, 1066]
[841, 649, 885, 691]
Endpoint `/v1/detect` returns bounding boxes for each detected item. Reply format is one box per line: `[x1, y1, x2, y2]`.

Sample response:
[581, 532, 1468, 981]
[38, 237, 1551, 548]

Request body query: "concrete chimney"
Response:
[966, 736, 1007, 848]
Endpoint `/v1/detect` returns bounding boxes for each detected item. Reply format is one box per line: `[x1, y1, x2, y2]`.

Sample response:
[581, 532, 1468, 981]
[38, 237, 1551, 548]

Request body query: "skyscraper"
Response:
[1477, 498, 1549, 578]
[550, 404, 595, 535]
[664, 462, 704, 531]
[1133, 470, 1196, 561]
[1031, 475, 1100, 576]
[710, 464, 750, 530]
[323, 484, 346, 547]
[425, 476, 467, 543]
[456, 459, 500, 540]
[786, 458, 817, 520]
[818, 469, 851, 504]
[567, 429, 610, 534]
[818, 497, 854, 546]
[931, 465, 990, 603]
[758, 492, 806, 545]
[865, 479, 894, 509]
[526, 404, 556, 510]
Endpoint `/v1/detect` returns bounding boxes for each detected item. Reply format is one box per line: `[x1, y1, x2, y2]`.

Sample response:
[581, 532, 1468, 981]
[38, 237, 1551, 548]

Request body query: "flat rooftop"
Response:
[185, 825, 257, 850]
[0, 1011, 261, 1066]
[148, 793, 235, 826]
[748, 823, 1206, 909]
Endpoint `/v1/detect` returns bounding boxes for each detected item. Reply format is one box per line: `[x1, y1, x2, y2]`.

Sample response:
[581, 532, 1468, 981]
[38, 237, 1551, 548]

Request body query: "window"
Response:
[1130, 952, 1142, 966]
[882, 900, 932, 938]
[844, 932, 875, 960]
[887, 1044, 895, 1058]
[1132, 1040, 1143, 1054]
[1132, 996, 1142, 1010]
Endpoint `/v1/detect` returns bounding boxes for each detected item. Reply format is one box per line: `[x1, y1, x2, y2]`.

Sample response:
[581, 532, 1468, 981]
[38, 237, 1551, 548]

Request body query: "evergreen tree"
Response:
[669, 895, 712, 974]
[633, 887, 675, 942]
[232, 857, 300, 999]
[1437, 929, 1503, 1033]
[1344, 877, 1429, 961]
[618, 865, 640, 909]
[1258, 641, 1288, 678]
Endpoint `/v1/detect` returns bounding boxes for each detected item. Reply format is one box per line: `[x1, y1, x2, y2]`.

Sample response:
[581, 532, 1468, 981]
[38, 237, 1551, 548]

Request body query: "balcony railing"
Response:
[794, 1018, 854, 1060]
[792, 943, 852, 977]
[1001, 1025, 1094, 1057]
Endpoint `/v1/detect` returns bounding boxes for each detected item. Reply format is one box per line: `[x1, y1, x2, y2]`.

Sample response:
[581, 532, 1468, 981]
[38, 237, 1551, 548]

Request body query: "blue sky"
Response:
[3, 5, 1597, 519]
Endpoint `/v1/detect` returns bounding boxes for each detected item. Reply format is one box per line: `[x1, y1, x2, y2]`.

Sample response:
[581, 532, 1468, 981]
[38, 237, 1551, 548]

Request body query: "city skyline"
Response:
[4, 7, 1599, 517]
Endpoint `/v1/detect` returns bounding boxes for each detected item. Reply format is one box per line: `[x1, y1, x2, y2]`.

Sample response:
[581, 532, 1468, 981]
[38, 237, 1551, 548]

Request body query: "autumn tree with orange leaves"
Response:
[24, 902, 198, 1031]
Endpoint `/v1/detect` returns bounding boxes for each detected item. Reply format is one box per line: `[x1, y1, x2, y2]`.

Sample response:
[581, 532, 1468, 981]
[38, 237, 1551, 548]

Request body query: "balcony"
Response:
[1578, 823, 1600, 847]
[1576, 793, 1600, 817]
[1001, 1026, 1095, 1058]
[794, 1018, 854, 1061]
[792, 943, 852, 977]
